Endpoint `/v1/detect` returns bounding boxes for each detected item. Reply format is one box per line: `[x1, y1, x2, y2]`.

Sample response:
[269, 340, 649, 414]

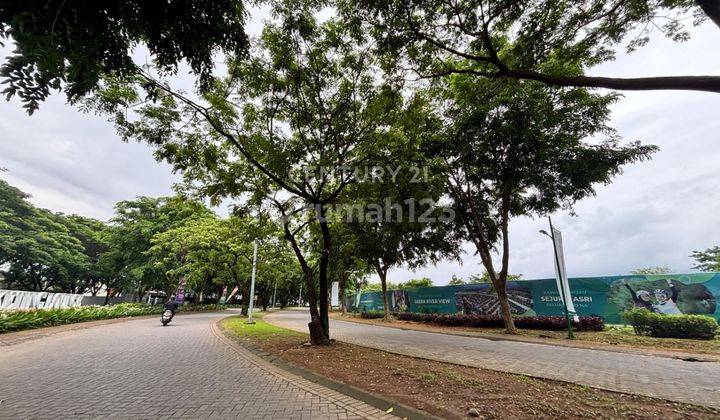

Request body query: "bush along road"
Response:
[0, 303, 226, 333]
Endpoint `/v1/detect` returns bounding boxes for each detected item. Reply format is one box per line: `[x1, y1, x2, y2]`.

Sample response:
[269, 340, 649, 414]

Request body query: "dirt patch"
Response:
[331, 313, 720, 362]
[226, 319, 720, 419]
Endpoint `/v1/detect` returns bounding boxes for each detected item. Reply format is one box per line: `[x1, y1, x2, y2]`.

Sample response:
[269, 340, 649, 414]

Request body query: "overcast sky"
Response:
[1, 15, 719, 284]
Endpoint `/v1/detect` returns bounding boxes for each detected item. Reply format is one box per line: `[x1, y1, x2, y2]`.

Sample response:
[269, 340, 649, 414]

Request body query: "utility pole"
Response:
[246, 240, 258, 324]
[298, 283, 303, 306]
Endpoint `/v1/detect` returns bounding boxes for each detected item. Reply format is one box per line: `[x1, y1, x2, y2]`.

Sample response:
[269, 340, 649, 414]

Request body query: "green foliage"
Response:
[347, 0, 713, 91]
[0, 179, 99, 293]
[0, 0, 249, 113]
[630, 266, 672, 275]
[336, 98, 459, 317]
[467, 272, 522, 284]
[691, 246, 720, 272]
[88, 7, 413, 342]
[101, 196, 213, 299]
[401, 278, 434, 289]
[363, 282, 398, 292]
[623, 308, 719, 340]
[0, 303, 225, 333]
[359, 310, 386, 319]
[424, 73, 656, 331]
[447, 275, 466, 285]
[0, 177, 298, 307]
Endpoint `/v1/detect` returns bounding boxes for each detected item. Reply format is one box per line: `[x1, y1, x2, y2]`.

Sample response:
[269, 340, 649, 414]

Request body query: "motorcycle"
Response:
[161, 309, 174, 326]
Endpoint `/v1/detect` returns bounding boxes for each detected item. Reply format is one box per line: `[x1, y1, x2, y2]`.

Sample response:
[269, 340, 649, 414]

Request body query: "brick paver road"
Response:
[267, 310, 720, 409]
[0, 311, 394, 419]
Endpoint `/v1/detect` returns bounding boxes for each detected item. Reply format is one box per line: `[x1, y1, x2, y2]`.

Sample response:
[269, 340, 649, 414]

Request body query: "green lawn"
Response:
[220, 314, 305, 342]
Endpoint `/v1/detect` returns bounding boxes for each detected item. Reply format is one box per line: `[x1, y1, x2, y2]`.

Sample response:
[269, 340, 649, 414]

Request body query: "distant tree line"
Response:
[0, 179, 306, 311]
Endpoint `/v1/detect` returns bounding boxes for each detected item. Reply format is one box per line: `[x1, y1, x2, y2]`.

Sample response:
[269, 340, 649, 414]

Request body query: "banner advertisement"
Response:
[353, 273, 720, 323]
[550, 226, 579, 322]
[175, 276, 187, 304]
[218, 286, 228, 305]
[331, 281, 339, 307]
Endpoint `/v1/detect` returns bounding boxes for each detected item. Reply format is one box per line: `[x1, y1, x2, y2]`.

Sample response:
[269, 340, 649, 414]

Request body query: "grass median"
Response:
[220, 314, 719, 419]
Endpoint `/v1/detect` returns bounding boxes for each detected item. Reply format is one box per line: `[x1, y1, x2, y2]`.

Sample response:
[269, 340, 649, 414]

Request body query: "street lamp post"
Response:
[246, 240, 258, 324]
[540, 218, 574, 339]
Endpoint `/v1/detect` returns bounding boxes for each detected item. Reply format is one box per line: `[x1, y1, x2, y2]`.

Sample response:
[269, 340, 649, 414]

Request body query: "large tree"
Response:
[339, 98, 459, 320]
[101, 196, 211, 302]
[0, 178, 90, 292]
[347, 0, 720, 93]
[0, 0, 249, 113]
[90, 9, 402, 344]
[148, 212, 282, 310]
[428, 76, 657, 332]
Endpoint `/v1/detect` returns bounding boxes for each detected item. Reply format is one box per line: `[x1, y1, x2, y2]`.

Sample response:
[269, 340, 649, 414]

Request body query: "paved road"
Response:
[0, 311, 392, 419]
[267, 310, 720, 409]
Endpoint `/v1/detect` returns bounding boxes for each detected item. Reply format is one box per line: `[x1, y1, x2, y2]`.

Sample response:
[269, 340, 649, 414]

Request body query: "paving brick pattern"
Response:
[267, 310, 720, 409]
[0, 311, 394, 420]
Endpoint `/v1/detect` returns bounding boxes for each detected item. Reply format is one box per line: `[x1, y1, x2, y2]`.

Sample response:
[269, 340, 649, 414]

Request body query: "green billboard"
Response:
[353, 273, 720, 324]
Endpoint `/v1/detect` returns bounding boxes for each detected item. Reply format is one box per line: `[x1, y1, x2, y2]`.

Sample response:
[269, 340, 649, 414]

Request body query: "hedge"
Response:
[359, 310, 387, 319]
[361, 311, 605, 331]
[0, 303, 226, 334]
[622, 308, 718, 340]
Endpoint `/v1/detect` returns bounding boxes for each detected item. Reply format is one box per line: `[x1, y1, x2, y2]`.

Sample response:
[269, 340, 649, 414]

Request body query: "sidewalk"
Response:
[266, 310, 720, 409]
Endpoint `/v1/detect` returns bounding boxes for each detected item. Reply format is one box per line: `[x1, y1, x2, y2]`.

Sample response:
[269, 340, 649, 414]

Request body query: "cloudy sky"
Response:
[1, 15, 719, 284]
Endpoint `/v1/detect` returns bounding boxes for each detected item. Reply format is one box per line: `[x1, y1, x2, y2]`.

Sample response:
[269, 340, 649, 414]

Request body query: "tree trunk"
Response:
[376, 264, 391, 321]
[282, 214, 329, 345]
[317, 205, 332, 340]
[340, 274, 348, 315]
[493, 278, 517, 334]
[103, 291, 112, 306]
[697, 0, 720, 29]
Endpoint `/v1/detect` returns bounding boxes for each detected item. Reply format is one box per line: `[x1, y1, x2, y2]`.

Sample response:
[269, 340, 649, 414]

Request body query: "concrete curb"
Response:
[214, 315, 440, 420]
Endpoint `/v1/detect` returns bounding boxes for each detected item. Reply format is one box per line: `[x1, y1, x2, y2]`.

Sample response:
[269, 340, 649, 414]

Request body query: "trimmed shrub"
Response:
[623, 308, 718, 340]
[360, 310, 386, 319]
[0, 303, 226, 334]
[394, 312, 604, 332]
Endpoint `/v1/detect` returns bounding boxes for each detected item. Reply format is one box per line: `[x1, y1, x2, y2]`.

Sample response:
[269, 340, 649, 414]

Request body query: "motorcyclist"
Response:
[163, 296, 179, 317]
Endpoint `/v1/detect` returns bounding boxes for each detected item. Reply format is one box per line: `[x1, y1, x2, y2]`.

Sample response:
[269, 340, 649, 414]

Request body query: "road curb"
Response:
[214, 315, 440, 420]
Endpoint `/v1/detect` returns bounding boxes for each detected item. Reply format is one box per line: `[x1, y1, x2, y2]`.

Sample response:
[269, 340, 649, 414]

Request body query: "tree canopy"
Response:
[426, 75, 657, 331]
[0, 179, 92, 292]
[0, 0, 249, 113]
[691, 246, 720, 272]
[346, 0, 720, 92]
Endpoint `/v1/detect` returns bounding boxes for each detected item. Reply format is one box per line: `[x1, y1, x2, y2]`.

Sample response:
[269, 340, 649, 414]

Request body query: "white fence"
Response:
[0, 289, 85, 310]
